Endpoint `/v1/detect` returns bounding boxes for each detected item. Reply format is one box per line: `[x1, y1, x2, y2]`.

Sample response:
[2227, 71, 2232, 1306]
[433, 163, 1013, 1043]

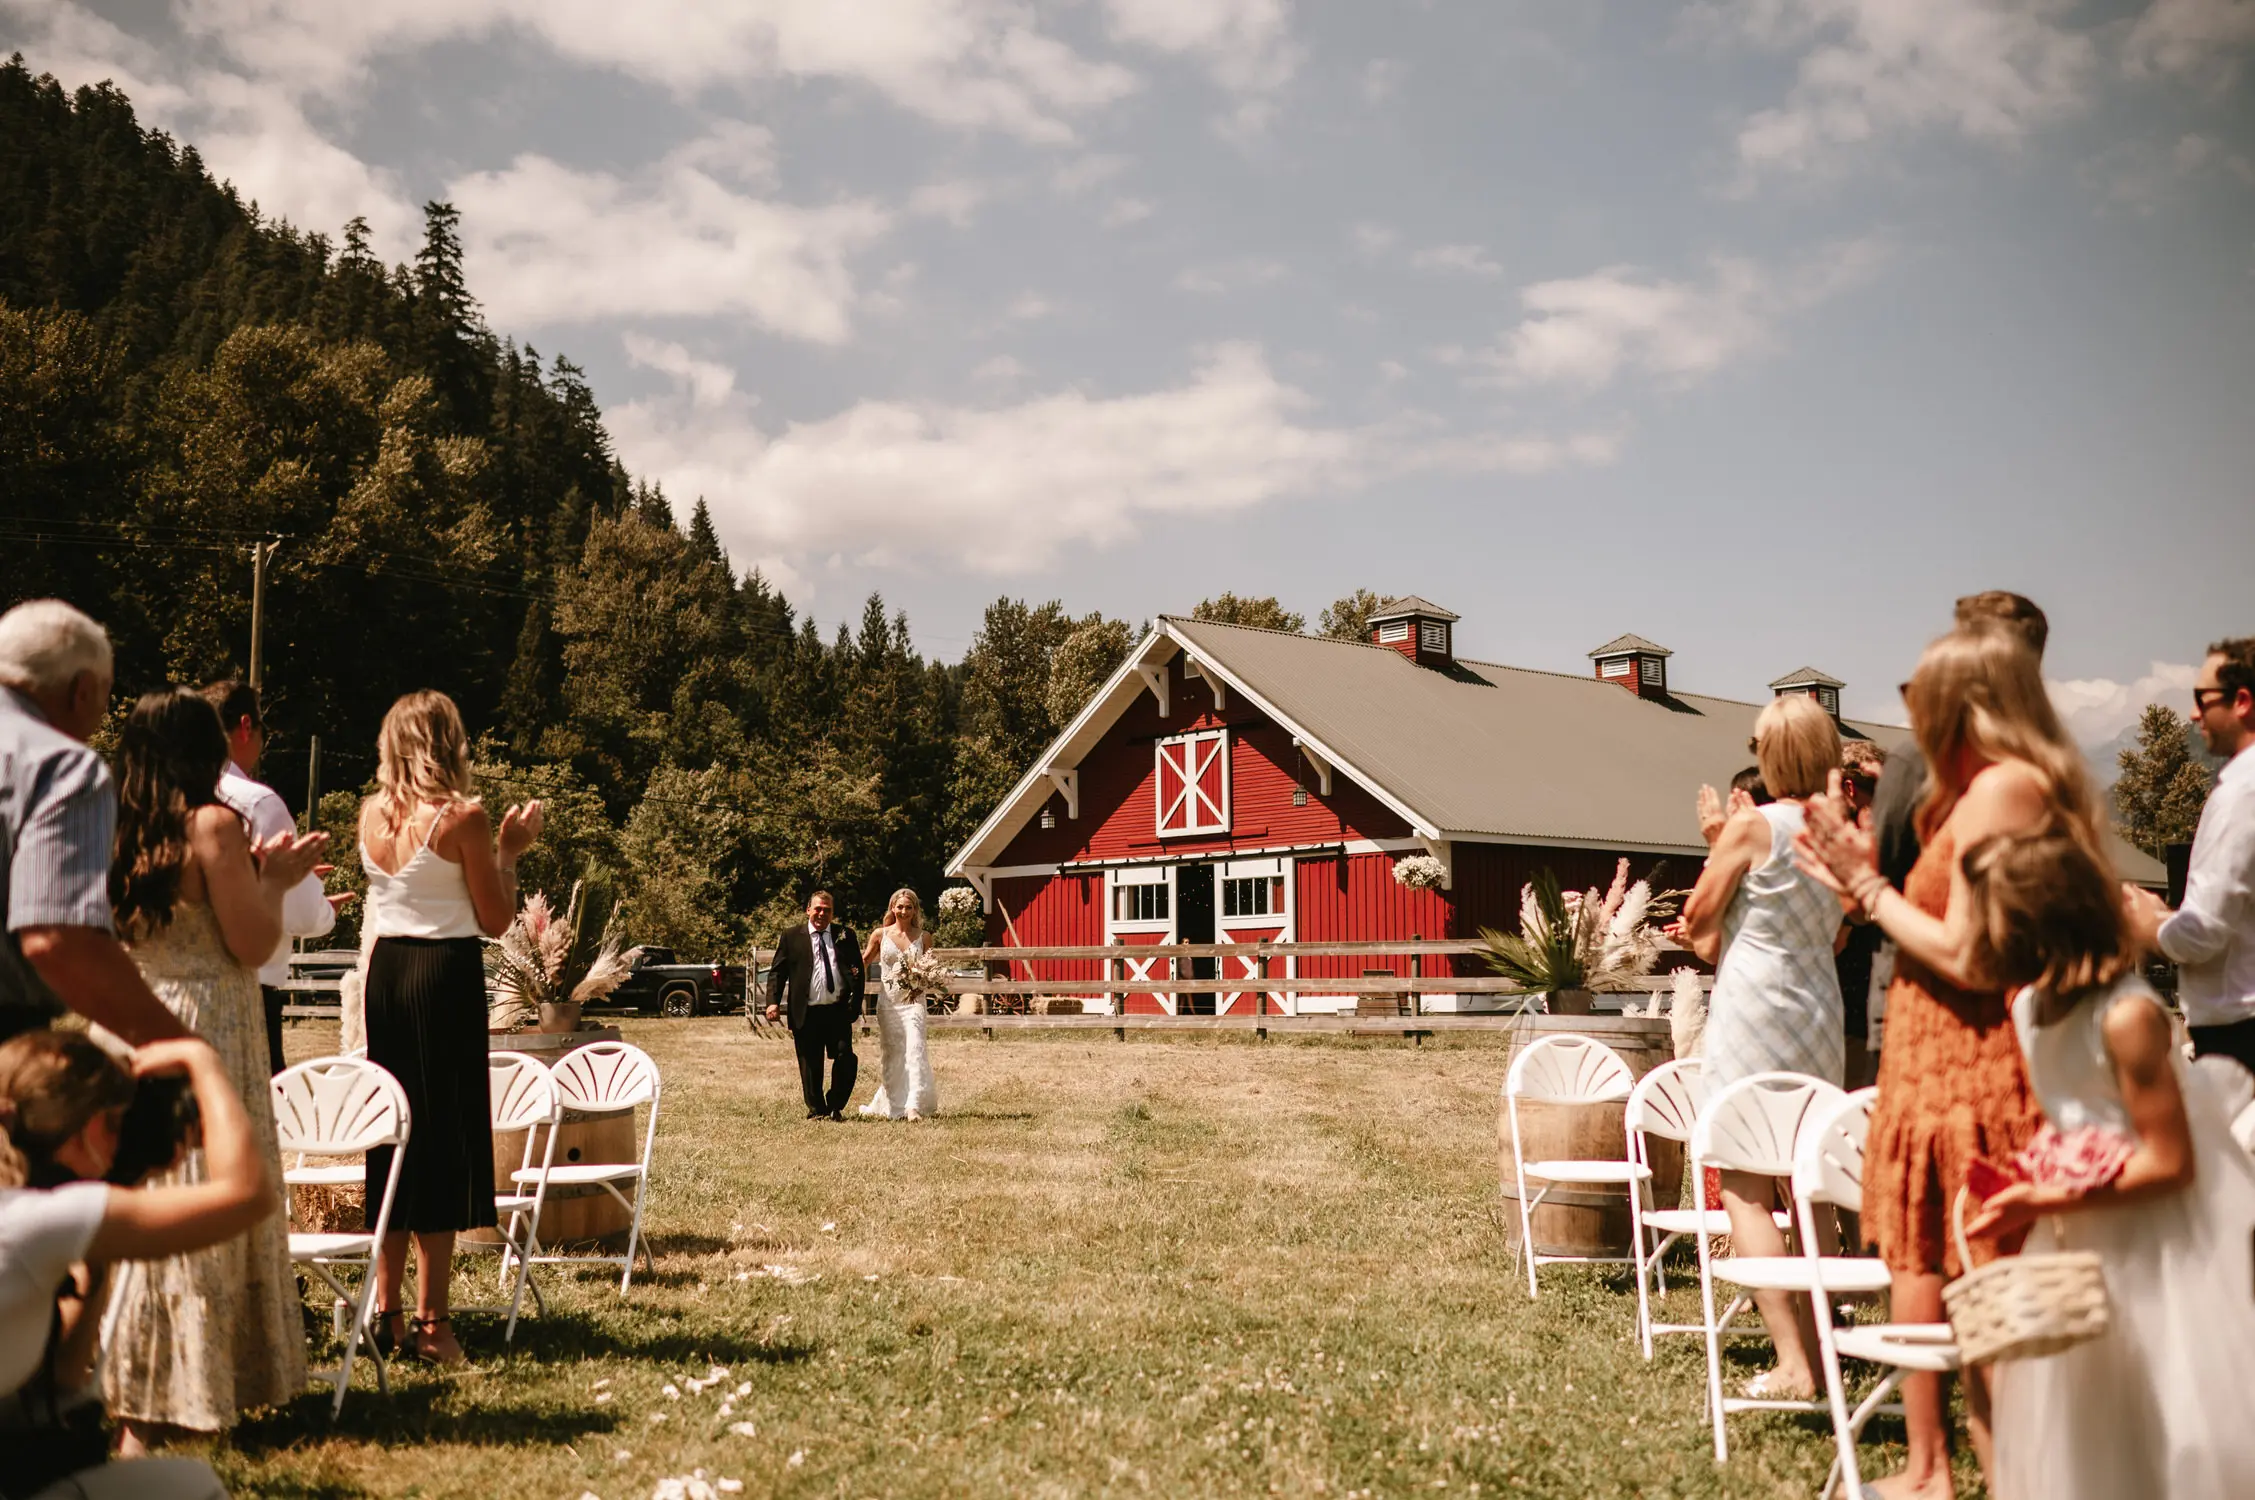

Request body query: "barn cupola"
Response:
[1588, 634, 1672, 701]
[1768, 666, 1845, 717]
[1369, 596, 1460, 669]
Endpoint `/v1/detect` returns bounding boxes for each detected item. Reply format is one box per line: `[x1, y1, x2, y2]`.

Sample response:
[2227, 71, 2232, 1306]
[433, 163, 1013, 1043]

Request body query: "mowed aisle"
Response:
[216, 1020, 1969, 1497]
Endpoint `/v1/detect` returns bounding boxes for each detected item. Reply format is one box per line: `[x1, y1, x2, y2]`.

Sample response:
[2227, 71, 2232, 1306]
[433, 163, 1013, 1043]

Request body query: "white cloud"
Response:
[448, 138, 892, 341]
[176, 0, 1140, 144]
[1101, 0, 1295, 94]
[1709, 0, 2094, 182]
[1101, 196, 1156, 227]
[2125, 0, 2255, 89]
[622, 334, 741, 410]
[1173, 257, 1290, 294]
[2049, 662, 2199, 747]
[1361, 57, 1408, 105]
[1410, 243, 1504, 276]
[1051, 154, 1132, 195]
[1004, 292, 1054, 321]
[1351, 223, 1400, 256]
[1476, 242, 1887, 392]
[610, 343, 1616, 574]
[908, 179, 988, 226]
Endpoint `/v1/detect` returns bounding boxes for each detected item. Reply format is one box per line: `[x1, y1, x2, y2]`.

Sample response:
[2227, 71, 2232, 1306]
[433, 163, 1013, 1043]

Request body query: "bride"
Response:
[859, 887, 939, 1121]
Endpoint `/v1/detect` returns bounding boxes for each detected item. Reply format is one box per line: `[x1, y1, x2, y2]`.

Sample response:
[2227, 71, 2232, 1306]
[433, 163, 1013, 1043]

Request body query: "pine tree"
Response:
[2114, 702, 2213, 858]
[686, 497, 725, 567]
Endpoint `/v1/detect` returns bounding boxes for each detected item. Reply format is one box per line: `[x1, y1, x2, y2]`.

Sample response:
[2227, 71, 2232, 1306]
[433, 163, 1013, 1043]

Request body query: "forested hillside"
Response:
[0, 58, 1161, 949]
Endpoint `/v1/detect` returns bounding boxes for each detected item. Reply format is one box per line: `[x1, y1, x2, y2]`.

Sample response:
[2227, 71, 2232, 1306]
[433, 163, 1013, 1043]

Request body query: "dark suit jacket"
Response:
[769, 923, 864, 1029]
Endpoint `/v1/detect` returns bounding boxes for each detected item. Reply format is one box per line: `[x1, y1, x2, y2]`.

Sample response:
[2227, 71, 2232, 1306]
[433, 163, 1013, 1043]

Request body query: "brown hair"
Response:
[1840, 738, 1886, 793]
[199, 678, 262, 736]
[0, 1030, 135, 1189]
[372, 691, 473, 836]
[2211, 637, 2255, 709]
[1961, 830, 2130, 998]
[1754, 694, 1843, 800]
[1954, 591, 2048, 656]
[110, 688, 232, 939]
[1905, 628, 2107, 869]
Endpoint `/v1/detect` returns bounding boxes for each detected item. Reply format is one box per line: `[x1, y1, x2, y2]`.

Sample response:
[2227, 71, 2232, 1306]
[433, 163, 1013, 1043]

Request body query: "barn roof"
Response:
[946, 617, 2168, 885]
[1587, 633, 1672, 659]
[1770, 665, 1847, 690]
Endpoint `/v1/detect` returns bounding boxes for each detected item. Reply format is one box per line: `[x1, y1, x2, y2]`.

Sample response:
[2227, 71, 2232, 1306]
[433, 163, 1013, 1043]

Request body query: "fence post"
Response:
[1411, 935, 1422, 1017]
[1256, 943, 1268, 1018]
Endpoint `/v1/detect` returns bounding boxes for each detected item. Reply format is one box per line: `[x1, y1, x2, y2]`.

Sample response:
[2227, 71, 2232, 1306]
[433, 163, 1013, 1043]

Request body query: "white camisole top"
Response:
[362, 804, 481, 941]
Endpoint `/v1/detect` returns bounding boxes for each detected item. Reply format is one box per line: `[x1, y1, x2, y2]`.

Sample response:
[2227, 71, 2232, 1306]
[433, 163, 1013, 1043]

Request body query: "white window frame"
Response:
[1108, 864, 1173, 930]
[1419, 620, 1448, 653]
[1377, 620, 1409, 643]
[1601, 656, 1631, 678]
[1639, 656, 1662, 686]
[1155, 729, 1230, 837]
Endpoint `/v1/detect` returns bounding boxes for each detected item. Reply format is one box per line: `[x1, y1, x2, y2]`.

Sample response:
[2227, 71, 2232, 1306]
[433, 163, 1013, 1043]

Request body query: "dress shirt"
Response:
[0, 687, 115, 1022]
[217, 761, 334, 987]
[2159, 747, 2255, 1027]
[805, 922, 842, 1006]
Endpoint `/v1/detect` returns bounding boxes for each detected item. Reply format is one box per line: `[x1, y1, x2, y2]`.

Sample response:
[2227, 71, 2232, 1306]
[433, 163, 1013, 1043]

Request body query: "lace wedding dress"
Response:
[859, 929, 938, 1120]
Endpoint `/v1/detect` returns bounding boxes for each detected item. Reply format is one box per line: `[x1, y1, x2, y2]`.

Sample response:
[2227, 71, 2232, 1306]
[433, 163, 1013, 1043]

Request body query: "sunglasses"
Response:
[2193, 687, 2231, 714]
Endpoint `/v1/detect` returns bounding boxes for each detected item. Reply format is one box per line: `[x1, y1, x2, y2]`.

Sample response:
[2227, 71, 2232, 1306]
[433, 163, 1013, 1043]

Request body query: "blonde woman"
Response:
[859, 888, 939, 1121]
[1674, 691, 1846, 1402]
[356, 691, 540, 1365]
[1795, 624, 2106, 1500]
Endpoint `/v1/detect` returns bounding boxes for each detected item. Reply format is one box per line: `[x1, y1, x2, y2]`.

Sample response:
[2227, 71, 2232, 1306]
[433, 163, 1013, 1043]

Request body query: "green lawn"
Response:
[189, 1019, 1974, 1498]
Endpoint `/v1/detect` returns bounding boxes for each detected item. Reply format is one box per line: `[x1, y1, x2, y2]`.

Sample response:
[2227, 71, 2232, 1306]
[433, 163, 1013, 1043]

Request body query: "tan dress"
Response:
[1862, 827, 2044, 1277]
[99, 902, 305, 1430]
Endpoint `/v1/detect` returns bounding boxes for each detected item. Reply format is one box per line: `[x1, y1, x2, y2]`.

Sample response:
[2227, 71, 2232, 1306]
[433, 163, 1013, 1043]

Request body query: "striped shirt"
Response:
[0, 687, 116, 1024]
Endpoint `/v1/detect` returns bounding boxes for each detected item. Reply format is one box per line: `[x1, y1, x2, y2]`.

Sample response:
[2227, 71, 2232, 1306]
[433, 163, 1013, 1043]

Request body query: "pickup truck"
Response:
[605, 947, 749, 1017]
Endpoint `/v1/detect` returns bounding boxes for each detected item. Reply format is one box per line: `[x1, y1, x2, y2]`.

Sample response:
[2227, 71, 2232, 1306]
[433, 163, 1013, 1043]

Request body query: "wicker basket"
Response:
[1941, 1187, 2110, 1365]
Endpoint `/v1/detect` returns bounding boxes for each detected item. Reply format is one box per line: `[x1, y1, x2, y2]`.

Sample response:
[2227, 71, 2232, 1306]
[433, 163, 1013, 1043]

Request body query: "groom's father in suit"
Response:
[765, 890, 864, 1118]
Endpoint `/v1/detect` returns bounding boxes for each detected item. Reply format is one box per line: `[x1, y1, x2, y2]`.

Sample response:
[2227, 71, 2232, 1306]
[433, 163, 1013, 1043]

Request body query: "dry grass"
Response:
[183, 1019, 1974, 1498]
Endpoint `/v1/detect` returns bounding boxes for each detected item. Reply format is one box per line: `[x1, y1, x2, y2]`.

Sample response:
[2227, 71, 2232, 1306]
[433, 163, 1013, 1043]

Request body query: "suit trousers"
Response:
[793, 1002, 858, 1115]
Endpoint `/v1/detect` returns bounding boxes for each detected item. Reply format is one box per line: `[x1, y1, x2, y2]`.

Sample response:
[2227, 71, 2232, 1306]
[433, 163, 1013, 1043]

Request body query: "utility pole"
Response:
[247, 538, 281, 688]
[303, 734, 322, 832]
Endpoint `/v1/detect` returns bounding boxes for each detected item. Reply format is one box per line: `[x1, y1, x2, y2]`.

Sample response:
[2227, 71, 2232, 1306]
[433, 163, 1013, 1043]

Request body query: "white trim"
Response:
[1416, 836, 1454, 892]
[1135, 661, 1170, 719]
[1377, 620, 1409, 643]
[1183, 659, 1228, 711]
[1105, 865, 1178, 1016]
[1291, 737, 1334, 797]
[1044, 767, 1079, 820]
[1217, 854, 1294, 1014]
[1155, 728, 1230, 837]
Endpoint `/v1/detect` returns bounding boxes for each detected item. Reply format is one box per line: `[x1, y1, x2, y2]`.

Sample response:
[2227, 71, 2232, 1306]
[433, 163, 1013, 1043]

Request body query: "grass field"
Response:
[187, 1018, 1977, 1498]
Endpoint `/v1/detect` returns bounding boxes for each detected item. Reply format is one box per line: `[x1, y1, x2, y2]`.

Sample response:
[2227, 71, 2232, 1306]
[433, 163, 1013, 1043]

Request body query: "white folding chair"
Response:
[272, 1055, 410, 1416]
[485, 1051, 562, 1342]
[1691, 1071, 1890, 1462]
[516, 1041, 662, 1291]
[1798, 1090, 1959, 1500]
[1503, 1034, 1646, 1298]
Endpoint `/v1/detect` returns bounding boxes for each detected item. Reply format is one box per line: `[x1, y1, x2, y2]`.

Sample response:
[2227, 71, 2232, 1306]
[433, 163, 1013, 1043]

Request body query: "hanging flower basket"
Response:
[1392, 854, 1448, 890]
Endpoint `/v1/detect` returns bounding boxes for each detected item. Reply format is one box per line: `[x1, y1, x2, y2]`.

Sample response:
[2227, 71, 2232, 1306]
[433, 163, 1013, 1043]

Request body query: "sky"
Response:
[6, 0, 2254, 743]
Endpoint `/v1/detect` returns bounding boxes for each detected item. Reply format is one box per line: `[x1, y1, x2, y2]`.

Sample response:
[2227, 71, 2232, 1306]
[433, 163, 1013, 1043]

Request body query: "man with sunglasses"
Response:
[2127, 637, 2255, 1072]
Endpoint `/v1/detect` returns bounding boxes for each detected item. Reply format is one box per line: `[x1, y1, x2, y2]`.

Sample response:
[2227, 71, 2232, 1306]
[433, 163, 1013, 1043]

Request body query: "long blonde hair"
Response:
[372, 690, 474, 834]
[1906, 626, 2105, 865]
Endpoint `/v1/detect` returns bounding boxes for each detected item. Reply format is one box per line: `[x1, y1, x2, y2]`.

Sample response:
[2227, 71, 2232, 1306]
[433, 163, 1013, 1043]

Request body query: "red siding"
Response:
[1293, 852, 1452, 979]
[986, 873, 1103, 980]
[991, 658, 1412, 868]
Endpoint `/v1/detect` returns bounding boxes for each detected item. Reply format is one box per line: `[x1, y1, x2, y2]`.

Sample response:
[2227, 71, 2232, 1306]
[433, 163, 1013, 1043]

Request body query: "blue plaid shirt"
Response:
[0, 687, 116, 1025]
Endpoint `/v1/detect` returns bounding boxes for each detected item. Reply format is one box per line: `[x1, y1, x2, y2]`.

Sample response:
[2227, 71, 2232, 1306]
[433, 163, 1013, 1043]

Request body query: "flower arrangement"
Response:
[1391, 854, 1448, 890]
[894, 947, 959, 1010]
[932, 885, 985, 949]
[1667, 967, 1707, 1058]
[487, 876, 639, 1031]
[1478, 860, 1682, 1006]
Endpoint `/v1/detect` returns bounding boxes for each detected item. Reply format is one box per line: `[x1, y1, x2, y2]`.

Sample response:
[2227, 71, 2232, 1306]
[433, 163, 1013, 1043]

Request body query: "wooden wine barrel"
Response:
[468, 1109, 636, 1247]
[1494, 1014, 1682, 1261]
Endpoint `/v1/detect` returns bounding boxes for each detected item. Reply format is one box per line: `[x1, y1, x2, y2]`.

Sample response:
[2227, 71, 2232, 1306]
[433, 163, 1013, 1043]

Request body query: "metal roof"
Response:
[1369, 595, 1460, 623]
[1587, 633, 1673, 659]
[1769, 665, 1847, 690]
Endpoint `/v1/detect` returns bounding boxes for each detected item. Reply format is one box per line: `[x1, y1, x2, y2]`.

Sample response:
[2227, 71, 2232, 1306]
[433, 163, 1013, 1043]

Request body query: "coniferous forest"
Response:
[0, 59, 1165, 952]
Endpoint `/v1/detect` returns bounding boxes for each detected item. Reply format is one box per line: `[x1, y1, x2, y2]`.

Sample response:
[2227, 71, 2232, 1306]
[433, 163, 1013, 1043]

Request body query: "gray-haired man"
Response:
[0, 599, 187, 1043]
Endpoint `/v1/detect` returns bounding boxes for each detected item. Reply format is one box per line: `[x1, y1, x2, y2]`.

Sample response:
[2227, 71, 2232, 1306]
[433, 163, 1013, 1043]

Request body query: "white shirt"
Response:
[0, 1181, 107, 1397]
[2160, 746, 2255, 1028]
[805, 922, 843, 1006]
[217, 762, 335, 987]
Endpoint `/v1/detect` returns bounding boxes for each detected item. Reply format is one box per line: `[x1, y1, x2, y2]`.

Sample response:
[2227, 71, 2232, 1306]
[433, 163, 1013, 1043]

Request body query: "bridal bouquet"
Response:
[895, 947, 958, 1009]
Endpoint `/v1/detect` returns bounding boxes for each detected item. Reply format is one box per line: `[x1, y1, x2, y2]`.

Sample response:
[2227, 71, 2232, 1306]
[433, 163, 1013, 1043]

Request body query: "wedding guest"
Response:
[2124, 637, 2255, 1074]
[0, 600, 186, 1046]
[98, 689, 323, 1452]
[2, 1029, 272, 1499]
[357, 692, 540, 1366]
[202, 680, 348, 1075]
[1797, 623, 2106, 1500]
[1962, 830, 2255, 1500]
[1677, 692, 1845, 1402]
[860, 888, 939, 1122]
[1837, 740, 1887, 1088]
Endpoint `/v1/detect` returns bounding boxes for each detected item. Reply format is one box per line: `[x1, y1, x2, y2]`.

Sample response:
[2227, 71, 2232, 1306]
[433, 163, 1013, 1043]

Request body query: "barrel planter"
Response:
[1495, 1014, 1681, 1261]
[470, 1028, 635, 1248]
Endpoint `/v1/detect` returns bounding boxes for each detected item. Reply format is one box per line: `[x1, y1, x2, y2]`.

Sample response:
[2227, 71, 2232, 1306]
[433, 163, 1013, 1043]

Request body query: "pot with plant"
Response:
[1477, 860, 1679, 1015]
[488, 873, 640, 1035]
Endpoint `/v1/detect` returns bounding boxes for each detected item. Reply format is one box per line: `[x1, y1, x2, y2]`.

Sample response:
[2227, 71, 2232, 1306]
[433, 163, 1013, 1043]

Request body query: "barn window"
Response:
[1639, 656, 1662, 686]
[1377, 620, 1409, 643]
[1419, 620, 1448, 653]
[1111, 866, 1170, 924]
[1222, 876, 1284, 918]
[1154, 730, 1229, 836]
[1601, 657, 1631, 678]
[1817, 685, 1840, 714]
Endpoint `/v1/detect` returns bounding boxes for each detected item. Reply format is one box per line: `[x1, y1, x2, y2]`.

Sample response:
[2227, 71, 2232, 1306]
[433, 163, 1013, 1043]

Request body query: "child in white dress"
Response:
[1959, 830, 2255, 1500]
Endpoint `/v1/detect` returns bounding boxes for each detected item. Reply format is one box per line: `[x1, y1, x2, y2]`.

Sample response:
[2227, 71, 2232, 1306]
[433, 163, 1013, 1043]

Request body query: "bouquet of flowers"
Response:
[487, 876, 639, 1030]
[1478, 859, 1682, 1005]
[895, 946, 959, 1010]
[1391, 854, 1448, 890]
[1969, 1124, 2135, 1202]
[932, 885, 985, 949]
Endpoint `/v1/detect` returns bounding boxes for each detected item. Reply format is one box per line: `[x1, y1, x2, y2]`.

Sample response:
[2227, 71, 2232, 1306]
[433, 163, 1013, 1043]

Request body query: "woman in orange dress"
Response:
[1797, 625, 2111, 1500]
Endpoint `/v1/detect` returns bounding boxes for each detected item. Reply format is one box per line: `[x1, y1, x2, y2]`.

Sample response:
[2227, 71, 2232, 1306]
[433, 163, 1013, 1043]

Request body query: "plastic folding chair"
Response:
[1691, 1071, 1890, 1462]
[272, 1055, 410, 1416]
[1503, 1034, 1646, 1298]
[515, 1041, 662, 1290]
[1798, 1090, 1958, 1500]
[485, 1051, 562, 1341]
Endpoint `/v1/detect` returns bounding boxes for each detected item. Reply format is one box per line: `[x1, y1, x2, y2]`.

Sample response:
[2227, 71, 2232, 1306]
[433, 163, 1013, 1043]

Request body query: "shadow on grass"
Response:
[649, 1230, 733, 1257]
[231, 1380, 623, 1453]
[941, 1108, 1037, 1120]
[494, 1308, 818, 1367]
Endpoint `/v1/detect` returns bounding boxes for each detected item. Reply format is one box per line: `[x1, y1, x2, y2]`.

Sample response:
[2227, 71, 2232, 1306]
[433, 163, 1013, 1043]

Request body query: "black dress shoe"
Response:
[806, 1108, 826, 1120]
[829, 1109, 846, 1121]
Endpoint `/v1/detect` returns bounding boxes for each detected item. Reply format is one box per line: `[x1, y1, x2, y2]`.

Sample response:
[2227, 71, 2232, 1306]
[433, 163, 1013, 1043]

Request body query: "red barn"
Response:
[944, 597, 2153, 1014]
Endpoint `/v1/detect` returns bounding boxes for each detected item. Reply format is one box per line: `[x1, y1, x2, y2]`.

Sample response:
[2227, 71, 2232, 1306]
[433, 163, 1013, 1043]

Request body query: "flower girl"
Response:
[1960, 830, 2255, 1500]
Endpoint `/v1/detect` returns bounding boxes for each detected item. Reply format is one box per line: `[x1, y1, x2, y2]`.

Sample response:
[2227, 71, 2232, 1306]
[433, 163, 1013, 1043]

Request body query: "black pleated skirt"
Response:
[363, 936, 496, 1232]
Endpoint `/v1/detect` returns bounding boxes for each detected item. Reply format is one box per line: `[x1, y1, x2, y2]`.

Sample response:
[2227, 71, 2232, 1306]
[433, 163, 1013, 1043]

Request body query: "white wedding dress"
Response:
[1990, 974, 2255, 1500]
[859, 929, 939, 1119]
